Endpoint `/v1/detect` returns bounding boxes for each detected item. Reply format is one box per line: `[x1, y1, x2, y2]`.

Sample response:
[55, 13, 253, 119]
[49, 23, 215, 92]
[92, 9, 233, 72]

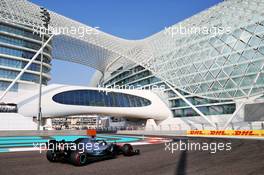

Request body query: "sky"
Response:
[31, 0, 222, 86]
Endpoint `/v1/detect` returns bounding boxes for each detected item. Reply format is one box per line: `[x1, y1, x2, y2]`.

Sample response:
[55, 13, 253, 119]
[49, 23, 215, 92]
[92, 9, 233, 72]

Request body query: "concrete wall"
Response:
[0, 114, 37, 130]
[245, 102, 264, 121]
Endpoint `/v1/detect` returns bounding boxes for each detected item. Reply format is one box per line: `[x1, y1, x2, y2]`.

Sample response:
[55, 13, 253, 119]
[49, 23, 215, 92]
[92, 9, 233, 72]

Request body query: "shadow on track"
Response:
[175, 150, 187, 175]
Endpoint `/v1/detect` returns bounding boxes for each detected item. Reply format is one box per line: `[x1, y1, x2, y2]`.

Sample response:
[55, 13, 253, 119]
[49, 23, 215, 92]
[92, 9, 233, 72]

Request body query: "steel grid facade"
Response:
[1, 0, 264, 100]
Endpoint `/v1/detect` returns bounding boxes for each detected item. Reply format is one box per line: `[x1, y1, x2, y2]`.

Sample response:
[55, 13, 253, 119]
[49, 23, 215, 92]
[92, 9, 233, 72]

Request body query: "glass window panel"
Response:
[173, 109, 184, 117]
[52, 90, 151, 107]
[84, 91, 89, 106]
[223, 104, 236, 114]
[197, 106, 209, 115]
[89, 90, 95, 106]
[234, 40, 246, 50]
[248, 35, 262, 47]
[103, 93, 110, 106]
[123, 95, 129, 107]
[209, 105, 223, 115]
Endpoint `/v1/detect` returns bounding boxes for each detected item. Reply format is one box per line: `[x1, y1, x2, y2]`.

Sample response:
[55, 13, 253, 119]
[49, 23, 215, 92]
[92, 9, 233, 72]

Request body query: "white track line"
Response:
[8, 147, 45, 152]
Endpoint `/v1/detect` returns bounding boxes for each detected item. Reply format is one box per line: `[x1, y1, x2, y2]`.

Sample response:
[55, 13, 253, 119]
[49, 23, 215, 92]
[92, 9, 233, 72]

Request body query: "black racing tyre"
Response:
[46, 150, 57, 162]
[122, 144, 133, 156]
[70, 152, 87, 166]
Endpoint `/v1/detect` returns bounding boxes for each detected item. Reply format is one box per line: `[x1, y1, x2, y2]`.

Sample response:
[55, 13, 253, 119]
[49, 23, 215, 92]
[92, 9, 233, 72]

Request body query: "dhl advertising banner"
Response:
[187, 130, 264, 137]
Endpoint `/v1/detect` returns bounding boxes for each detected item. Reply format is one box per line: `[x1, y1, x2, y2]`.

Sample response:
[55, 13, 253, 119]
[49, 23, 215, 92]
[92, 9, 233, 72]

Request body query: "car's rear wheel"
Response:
[70, 152, 87, 166]
[46, 150, 57, 162]
[122, 144, 133, 156]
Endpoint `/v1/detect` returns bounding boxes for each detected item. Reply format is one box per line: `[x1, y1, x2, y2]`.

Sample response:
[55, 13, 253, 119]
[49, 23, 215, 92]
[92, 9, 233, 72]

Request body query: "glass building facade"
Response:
[52, 90, 151, 107]
[103, 65, 236, 117]
[0, 22, 52, 91]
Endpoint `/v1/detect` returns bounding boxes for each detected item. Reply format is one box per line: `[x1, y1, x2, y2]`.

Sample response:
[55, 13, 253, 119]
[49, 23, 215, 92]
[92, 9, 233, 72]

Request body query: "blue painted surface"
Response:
[0, 134, 143, 153]
[51, 135, 88, 141]
[0, 136, 42, 140]
[0, 148, 9, 153]
[0, 139, 48, 145]
[0, 143, 41, 148]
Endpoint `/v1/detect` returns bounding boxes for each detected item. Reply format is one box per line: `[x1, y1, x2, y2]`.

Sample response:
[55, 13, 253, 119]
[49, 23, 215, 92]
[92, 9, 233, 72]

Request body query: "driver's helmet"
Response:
[90, 136, 96, 142]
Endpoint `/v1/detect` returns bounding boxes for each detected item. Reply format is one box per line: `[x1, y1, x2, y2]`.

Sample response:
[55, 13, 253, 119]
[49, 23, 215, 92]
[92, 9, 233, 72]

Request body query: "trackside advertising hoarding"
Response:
[187, 130, 264, 137]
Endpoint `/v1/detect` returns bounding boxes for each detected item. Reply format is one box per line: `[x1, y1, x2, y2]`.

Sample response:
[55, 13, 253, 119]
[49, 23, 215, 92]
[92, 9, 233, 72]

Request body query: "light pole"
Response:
[37, 7, 51, 130]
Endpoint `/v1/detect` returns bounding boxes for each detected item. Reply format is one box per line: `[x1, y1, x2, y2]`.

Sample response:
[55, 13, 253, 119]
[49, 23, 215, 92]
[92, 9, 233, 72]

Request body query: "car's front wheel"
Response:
[122, 144, 133, 156]
[46, 150, 58, 162]
[70, 152, 88, 166]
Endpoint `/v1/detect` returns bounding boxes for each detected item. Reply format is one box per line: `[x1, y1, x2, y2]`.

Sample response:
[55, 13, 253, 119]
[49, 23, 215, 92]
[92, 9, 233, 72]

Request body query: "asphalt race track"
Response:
[0, 137, 263, 175]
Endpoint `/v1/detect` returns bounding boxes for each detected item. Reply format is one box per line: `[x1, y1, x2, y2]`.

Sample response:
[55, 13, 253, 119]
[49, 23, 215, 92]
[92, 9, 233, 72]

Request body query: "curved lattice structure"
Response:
[1, 0, 264, 100]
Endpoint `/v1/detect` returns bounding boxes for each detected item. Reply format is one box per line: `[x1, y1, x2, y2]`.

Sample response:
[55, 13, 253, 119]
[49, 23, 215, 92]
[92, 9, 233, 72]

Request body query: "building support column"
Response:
[222, 102, 245, 130]
[145, 119, 158, 130]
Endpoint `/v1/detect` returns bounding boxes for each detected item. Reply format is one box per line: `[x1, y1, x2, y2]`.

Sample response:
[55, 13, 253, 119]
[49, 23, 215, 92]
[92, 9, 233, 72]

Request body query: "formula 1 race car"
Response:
[45, 137, 140, 166]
